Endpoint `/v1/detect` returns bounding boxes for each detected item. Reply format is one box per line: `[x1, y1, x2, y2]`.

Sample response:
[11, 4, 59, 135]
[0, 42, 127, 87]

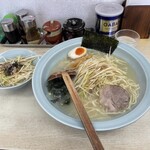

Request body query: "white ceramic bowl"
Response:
[0, 48, 39, 90]
[32, 37, 150, 131]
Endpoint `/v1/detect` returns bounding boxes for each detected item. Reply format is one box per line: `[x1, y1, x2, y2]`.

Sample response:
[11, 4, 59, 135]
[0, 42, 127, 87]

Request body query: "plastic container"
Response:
[95, 2, 124, 37]
[115, 29, 140, 47]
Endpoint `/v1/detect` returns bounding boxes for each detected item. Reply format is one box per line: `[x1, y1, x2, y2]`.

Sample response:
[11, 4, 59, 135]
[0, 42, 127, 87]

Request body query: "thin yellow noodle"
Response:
[73, 53, 140, 119]
[0, 56, 37, 87]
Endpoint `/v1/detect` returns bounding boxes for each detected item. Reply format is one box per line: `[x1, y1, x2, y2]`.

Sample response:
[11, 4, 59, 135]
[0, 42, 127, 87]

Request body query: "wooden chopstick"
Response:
[62, 71, 104, 150]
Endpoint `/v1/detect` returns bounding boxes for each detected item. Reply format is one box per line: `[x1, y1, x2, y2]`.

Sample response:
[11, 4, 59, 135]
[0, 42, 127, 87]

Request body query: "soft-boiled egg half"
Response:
[68, 47, 87, 59]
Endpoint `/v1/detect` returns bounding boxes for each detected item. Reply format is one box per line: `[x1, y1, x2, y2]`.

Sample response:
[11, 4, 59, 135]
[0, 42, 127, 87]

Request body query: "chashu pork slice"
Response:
[99, 85, 130, 112]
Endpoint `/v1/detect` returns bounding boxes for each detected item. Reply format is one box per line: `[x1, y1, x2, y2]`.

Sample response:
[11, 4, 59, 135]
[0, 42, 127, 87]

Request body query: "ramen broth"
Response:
[47, 50, 139, 120]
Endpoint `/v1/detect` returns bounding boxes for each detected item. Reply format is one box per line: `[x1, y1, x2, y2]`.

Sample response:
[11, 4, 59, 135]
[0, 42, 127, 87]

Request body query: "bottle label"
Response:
[96, 17, 120, 36]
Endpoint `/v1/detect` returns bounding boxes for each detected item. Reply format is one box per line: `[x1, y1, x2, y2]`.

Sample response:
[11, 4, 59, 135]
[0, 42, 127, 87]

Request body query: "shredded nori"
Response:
[81, 30, 119, 54]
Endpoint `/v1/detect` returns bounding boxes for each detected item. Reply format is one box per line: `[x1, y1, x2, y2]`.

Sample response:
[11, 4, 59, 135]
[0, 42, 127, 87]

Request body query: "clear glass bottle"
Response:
[22, 15, 40, 44]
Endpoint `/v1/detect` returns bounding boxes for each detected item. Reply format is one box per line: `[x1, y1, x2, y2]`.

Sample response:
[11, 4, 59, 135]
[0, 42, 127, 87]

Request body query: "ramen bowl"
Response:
[32, 37, 150, 131]
[0, 48, 39, 90]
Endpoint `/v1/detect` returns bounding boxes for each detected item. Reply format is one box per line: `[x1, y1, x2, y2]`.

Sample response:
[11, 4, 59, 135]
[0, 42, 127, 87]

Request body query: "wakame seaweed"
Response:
[81, 30, 119, 54]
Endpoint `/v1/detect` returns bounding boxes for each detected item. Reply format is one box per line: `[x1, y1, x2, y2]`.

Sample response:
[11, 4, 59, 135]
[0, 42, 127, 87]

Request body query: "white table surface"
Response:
[0, 39, 150, 150]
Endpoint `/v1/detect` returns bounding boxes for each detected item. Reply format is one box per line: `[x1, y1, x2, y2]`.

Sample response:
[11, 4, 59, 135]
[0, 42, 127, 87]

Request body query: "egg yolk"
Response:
[75, 47, 85, 55]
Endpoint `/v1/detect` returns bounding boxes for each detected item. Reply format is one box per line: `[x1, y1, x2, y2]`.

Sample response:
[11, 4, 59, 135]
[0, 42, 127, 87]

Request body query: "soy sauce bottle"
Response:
[1, 18, 21, 44]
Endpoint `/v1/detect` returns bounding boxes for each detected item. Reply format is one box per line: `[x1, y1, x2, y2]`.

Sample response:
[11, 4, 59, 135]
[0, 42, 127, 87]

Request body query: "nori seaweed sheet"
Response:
[81, 30, 119, 54]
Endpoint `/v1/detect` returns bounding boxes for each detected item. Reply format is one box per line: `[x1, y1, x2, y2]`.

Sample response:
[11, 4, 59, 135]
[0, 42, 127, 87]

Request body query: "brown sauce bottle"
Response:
[22, 15, 40, 44]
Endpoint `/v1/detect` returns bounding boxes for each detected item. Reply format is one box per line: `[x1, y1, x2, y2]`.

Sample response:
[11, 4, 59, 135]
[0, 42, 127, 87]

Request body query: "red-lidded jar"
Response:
[42, 20, 62, 44]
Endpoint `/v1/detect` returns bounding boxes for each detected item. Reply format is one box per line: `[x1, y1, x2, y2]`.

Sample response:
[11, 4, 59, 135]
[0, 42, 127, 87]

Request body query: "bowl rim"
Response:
[0, 48, 38, 90]
[32, 37, 150, 131]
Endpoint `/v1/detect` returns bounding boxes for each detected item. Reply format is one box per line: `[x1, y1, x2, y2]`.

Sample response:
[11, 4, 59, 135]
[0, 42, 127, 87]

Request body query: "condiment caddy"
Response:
[0, 2, 127, 47]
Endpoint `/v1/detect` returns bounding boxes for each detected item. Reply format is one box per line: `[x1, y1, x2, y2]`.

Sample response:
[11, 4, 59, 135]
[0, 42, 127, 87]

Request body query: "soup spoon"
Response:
[49, 70, 104, 150]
